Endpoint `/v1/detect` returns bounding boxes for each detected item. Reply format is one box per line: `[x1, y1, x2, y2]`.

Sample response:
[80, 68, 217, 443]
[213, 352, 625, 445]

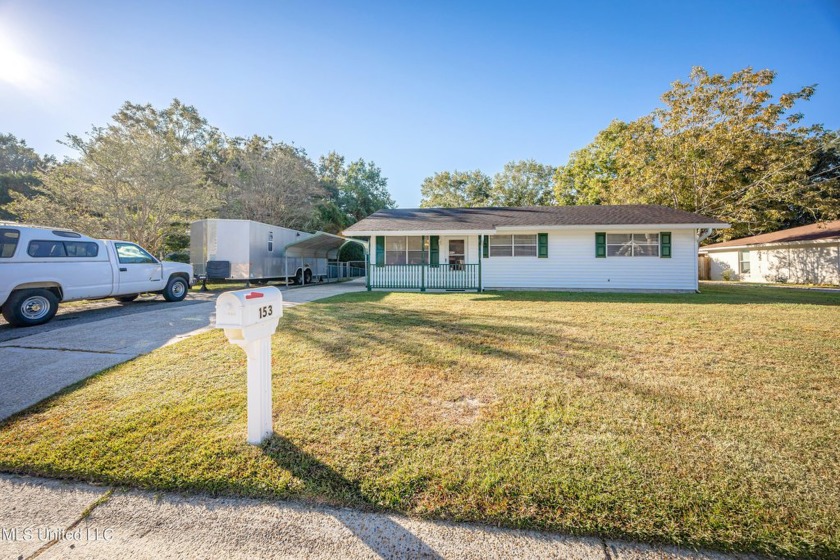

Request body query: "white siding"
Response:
[706, 243, 840, 285]
[482, 229, 698, 291]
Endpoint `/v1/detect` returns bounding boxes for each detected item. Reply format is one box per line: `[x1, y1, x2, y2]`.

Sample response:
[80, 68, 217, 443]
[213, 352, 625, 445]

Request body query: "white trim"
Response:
[700, 237, 840, 252]
[346, 223, 727, 237]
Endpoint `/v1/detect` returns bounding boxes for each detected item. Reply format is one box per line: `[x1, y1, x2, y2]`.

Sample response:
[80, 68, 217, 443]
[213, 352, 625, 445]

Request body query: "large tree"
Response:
[419, 170, 492, 207]
[0, 134, 55, 220]
[219, 136, 323, 230]
[555, 67, 839, 240]
[315, 151, 395, 232]
[8, 100, 217, 253]
[491, 159, 555, 206]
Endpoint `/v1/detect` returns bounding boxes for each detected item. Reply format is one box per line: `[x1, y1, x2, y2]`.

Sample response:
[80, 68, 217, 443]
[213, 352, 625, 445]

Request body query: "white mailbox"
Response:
[215, 287, 283, 444]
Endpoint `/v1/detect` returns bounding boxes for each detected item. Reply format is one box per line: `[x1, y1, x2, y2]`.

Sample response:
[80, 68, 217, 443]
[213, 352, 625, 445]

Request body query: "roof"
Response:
[343, 205, 727, 234]
[283, 232, 365, 259]
[701, 220, 840, 250]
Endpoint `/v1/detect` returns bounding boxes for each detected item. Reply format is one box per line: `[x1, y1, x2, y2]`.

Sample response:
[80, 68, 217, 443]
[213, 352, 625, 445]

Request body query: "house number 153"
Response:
[258, 305, 273, 319]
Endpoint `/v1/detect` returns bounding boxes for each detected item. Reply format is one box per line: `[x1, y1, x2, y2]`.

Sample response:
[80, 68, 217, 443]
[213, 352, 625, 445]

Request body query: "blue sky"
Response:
[1, 0, 839, 207]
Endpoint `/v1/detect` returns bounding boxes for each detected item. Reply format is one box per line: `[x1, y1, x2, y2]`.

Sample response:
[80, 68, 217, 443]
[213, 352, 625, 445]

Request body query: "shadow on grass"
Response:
[262, 435, 443, 559]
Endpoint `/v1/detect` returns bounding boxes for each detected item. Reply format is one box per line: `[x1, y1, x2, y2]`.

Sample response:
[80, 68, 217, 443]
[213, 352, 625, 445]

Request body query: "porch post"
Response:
[365, 239, 371, 291]
[421, 235, 426, 292]
[478, 235, 482, 292]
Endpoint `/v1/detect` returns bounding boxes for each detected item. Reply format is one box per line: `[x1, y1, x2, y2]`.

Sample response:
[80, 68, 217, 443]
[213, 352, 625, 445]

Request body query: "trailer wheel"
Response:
[2, 289, 59, 327]
[304, 269, 312, 285]
[293, 269, 303, 285]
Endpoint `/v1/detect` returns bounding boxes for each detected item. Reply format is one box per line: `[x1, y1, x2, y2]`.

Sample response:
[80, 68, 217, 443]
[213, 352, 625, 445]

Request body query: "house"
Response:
[699, 221, 840, 285]
[343, 205, 728, 292]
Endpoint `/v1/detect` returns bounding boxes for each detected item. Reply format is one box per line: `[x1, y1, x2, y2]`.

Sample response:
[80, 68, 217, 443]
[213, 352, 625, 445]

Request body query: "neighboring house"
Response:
[699, 221, 840, 285]
[343, 205, 727, 292]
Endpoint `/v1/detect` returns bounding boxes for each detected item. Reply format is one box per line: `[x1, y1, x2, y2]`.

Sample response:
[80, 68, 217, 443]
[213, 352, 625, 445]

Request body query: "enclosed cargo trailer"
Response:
[190, 219, 328, 284]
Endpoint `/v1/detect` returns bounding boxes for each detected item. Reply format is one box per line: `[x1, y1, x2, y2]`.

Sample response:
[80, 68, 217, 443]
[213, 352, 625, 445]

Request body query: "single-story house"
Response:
[699, 220, 840, 285]
[343, 205, 728, 292]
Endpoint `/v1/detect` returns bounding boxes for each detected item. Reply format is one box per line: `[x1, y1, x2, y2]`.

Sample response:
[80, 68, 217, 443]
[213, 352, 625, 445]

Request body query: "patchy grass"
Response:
[1, 284, 838, 557]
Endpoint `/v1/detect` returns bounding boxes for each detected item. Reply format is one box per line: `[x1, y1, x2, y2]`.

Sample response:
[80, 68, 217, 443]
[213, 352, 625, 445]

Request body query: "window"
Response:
[27, 239, 100, 258]
[739, 250, 750, 274]
[28, 240, 67, 258]
[489, 234, 538, 257]
[64, 242, 99, 257]
[268, 232, 273, 252]
[115, 243, 157, 264]
[606, 233, 659, 257]
[0, 228, 19, 258]
[385, 236, 428, 265]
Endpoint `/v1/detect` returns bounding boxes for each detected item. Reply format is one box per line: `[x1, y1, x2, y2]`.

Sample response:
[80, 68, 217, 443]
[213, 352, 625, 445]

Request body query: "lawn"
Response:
[1, 284, 838, 557]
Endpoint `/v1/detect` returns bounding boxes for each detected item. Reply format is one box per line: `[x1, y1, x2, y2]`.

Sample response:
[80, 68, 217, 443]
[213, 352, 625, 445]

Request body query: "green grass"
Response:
[1, 284, 838, 557]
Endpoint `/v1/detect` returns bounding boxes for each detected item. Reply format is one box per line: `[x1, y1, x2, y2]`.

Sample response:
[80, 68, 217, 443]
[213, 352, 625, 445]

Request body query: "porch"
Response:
[368, 263, 481, 291]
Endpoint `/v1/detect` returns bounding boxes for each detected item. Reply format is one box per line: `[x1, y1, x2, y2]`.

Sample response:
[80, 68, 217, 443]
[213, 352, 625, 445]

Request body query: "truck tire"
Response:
[2, 289, 59, 327]
[304, 269, 312, 285]
[162, 276, 189, 302]
[115, 295, 139, 303]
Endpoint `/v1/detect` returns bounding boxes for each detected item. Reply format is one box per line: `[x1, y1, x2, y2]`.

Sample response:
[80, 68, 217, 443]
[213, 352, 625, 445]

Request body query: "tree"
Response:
[554, 67, 839, 240]
[314, 152, 395, 232]
[491, 159, 555, 206]
[8, 100, 217, 253]
[0, 134, 55, 220]
[553, 120, 630, 206]
[219, 136, 323, 230]
[419, 170, 492, 207]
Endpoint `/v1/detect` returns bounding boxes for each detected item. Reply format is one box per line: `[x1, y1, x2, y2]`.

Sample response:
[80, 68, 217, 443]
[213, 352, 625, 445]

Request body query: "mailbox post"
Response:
[215, 286, 283, 444]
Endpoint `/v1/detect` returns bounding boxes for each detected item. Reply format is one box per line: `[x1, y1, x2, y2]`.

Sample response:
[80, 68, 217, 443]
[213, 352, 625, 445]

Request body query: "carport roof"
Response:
[283, 232, 365, 259]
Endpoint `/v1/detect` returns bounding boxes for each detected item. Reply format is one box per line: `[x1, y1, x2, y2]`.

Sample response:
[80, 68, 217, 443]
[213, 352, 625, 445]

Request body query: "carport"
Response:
[283, 232, 368, 283]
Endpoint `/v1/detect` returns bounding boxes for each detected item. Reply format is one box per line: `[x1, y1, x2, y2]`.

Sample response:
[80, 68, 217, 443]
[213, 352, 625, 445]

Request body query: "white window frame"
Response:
[385, 236, 429, 265]
[489, 234, 538, 257]
[739, 250, 750, 274]
[606, 233, 660, 257]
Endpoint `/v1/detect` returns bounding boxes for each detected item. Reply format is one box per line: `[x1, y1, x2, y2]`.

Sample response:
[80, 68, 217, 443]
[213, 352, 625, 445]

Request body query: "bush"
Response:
[164, 251, 191, 263]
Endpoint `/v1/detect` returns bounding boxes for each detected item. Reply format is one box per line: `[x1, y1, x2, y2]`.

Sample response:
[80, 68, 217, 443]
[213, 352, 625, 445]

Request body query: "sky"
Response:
[1, 0, 839, 208]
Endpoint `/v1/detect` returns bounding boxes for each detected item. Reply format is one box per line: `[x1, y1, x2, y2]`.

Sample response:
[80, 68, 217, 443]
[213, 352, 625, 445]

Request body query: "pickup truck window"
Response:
[115, 242, 157, 264]
[0, 228, 19, 258]
[27, 240, 99, 258]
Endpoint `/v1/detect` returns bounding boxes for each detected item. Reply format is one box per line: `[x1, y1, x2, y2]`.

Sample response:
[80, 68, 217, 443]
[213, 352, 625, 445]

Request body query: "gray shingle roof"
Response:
[701, 220, 840, 249]
[343, 205, 727, 233]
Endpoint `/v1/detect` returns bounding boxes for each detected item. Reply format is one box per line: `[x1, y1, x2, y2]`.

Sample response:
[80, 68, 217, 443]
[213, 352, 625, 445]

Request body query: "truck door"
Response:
[112, 242, 164, 294]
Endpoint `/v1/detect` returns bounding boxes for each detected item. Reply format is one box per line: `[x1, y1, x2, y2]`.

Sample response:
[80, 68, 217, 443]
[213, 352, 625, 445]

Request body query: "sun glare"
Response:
[0, 26, 47, 92]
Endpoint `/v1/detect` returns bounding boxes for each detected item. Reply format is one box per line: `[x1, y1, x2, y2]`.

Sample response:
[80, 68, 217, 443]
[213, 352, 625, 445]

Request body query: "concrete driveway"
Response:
[0, 279, 366, 421]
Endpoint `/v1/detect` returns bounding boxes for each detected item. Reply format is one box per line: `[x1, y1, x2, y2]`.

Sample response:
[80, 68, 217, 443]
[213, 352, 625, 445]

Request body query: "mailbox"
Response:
[215, 286, 283, 444]
[216, 287, 282, 342]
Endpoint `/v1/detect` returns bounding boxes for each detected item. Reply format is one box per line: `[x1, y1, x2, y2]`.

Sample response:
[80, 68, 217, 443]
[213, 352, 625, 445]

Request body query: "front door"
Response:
[448, 239, 465, 270]
[114, 242, 164, 294]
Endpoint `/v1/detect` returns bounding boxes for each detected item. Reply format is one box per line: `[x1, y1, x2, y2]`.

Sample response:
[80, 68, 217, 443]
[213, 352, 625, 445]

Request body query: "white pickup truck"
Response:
[0, 224, 194, 327]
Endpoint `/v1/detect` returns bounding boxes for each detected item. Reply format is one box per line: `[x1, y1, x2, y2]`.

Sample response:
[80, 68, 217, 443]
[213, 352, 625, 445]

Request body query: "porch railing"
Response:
[368, 264, 480, 291]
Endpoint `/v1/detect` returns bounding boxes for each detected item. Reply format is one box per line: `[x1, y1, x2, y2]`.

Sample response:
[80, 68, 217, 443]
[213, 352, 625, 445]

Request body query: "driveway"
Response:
[0, 279, 366, 421]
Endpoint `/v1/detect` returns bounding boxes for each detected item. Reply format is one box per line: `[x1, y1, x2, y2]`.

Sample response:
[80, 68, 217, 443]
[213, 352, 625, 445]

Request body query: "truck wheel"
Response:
[115, 295, 139, 303]
[2, 289, 59, 327]
[162, 276, 189, 302]
[304, 269, 312, 285]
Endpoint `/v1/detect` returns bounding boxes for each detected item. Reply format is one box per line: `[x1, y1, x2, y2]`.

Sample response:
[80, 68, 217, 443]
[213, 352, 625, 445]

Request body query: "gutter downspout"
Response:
[695, 228, 715, 293]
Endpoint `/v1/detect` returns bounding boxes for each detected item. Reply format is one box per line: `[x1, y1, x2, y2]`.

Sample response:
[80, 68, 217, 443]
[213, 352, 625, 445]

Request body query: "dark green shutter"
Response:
[482, 235, 489, 258]
[660, 232, 671, 258]
[429, 235, 439, 267]
[375, 236, 385, 266]
[538, 233, 548, 258]
[595, 232, 606, 258]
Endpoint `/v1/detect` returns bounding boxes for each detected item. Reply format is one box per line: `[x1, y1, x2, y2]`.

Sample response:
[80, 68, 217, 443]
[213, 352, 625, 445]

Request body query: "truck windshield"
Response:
[0, 229, 20, 258]
[115, 243, 158, 264]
